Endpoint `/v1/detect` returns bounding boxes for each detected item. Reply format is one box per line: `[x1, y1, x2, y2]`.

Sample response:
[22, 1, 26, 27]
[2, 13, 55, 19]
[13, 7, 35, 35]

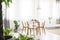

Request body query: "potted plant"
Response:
[13, 34, 34, 40]
[3, 28, 12, 40]
[13, 20, 19, 32]
[0, 0, 12, 40]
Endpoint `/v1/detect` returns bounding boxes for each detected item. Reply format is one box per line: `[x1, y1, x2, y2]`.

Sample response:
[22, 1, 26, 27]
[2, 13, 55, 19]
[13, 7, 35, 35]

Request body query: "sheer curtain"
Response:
[2, 0, 60, 28]
[7, 0, 35, 28]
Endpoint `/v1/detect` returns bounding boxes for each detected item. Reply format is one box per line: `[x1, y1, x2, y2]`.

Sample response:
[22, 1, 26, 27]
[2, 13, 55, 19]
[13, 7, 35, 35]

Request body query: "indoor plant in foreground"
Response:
[13, 34, 34, 40]
[3, 28, 12, 40]
[13, 20, 19, 32]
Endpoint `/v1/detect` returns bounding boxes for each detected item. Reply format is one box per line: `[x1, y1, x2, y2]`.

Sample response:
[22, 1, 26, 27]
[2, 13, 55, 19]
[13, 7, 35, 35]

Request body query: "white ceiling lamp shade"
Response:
[33, 0, 36, 19]
[33, 0, 41, 20]
[36, 0, 43, 21]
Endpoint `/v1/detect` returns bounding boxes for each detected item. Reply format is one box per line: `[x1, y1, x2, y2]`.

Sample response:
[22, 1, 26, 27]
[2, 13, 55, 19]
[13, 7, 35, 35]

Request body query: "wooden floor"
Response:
[46, 28, 60, 35]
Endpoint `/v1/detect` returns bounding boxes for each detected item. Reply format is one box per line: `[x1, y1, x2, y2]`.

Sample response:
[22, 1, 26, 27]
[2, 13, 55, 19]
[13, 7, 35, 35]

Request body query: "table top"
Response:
[45, 24, 60, 27]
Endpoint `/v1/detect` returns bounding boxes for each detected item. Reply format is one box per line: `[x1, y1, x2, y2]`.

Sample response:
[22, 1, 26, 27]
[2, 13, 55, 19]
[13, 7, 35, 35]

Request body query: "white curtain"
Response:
[2, 0, 60, 28]
[6, 0, 60, 20]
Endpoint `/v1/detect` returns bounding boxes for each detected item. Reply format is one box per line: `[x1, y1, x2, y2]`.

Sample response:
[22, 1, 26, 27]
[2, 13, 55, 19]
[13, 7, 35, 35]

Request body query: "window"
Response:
[2, 0, 60, 28]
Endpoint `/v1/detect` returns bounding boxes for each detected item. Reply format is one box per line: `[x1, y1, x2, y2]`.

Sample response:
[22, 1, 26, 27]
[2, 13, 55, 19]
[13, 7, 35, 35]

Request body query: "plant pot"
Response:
[4, 35, 12, 40]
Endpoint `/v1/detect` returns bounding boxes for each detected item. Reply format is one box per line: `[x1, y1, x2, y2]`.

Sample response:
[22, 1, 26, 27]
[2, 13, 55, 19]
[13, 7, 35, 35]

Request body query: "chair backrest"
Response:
[31, 19, 41, 35]
[22, 21, 28, 28]
[31, 19, 40, 28]
[26, 22, 29, 28]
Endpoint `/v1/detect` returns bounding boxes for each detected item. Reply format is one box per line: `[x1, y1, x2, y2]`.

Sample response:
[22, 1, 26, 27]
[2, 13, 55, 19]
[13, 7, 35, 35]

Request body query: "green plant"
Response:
[13, 34, 34, 40]
[19, 34, 34, 40]
[14, 36, 19, 40]
[13, 20, 19, 30]
[19, 34, 28, 40]
[2, 0, 12, 7]
[3, 28, 12, 36]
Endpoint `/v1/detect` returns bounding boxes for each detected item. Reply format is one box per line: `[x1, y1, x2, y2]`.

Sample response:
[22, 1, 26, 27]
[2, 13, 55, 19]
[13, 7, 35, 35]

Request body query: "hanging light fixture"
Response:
[36, 0, 41, 20]
[37, 0, 40, 10]
[33, 0, 35, 18]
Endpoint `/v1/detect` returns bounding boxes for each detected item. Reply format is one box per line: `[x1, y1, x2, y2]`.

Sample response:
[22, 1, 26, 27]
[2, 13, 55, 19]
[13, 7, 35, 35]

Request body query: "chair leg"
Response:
[30, 28, 31, 35]
[27, 28, 29, 35]
[42, 28, 45, 34]
[36, 28, 41, 35]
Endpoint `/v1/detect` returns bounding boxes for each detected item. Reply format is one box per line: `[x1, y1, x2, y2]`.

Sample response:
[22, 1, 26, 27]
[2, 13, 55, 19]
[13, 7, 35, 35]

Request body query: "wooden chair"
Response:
[41, 21, 45, 34]
[22, 21, 28, 34]
[22, 21, 31, 35]
[32, 19, 41, 35]
[26, 22, 34, 36]
[26, 22, 29, 35]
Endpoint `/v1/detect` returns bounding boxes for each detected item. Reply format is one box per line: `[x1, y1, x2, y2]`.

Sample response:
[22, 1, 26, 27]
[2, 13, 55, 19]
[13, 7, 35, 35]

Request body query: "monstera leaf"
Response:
[2, 0, 12, 7]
